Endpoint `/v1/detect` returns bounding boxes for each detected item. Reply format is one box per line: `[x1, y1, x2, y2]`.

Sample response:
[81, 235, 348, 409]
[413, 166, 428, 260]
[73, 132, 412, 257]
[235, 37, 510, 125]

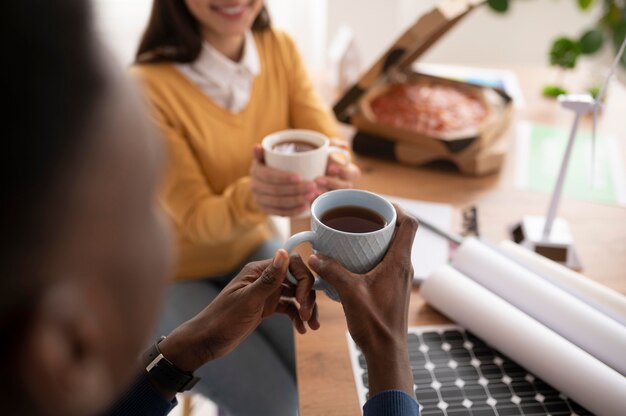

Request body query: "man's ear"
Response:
[19, 279, 116, 416]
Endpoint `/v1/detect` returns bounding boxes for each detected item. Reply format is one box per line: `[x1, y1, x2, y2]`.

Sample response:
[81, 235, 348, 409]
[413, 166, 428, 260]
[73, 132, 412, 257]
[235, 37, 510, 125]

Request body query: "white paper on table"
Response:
[498, 240, 626, 327]
[382, 195, 452, 280]
[421, 265, 626, 415]
[451, 238, 626, 376]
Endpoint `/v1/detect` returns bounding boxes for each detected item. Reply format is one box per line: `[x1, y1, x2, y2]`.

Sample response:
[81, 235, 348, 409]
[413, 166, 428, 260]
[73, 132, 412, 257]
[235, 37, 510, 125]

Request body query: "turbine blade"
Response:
[596, 37, 626, 105]
[590, 105, 598, 188]
[588, 36, 625, 189]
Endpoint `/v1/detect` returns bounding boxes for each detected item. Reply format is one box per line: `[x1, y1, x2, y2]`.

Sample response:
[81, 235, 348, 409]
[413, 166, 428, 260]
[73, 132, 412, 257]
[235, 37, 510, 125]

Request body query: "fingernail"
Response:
[298, 305, 308, 318]
[291, 175, 301, 183]
[273, 250, 286, 268]
[316, 178, 327, 186]
[306, 182, 316, 192]
[329, 166, 340, 175]
[308, 254, 320, 269]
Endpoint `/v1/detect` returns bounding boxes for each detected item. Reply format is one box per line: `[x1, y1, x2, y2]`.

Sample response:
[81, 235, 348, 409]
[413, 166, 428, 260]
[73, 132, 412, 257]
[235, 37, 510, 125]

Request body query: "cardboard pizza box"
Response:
[333, 0, 513, 176]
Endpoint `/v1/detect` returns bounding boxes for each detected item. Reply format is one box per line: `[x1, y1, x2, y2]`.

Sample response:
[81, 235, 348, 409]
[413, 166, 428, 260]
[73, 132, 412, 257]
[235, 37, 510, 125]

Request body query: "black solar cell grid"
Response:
[349, 326, 594, 416]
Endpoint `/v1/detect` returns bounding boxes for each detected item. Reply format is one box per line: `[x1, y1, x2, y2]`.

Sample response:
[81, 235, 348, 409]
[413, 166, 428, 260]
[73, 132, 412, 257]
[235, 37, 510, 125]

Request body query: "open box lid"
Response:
[333, 0, 485, 123]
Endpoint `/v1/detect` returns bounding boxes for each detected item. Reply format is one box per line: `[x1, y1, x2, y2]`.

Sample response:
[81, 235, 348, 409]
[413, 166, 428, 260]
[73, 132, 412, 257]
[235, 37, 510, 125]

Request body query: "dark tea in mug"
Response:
[320, 205, 386, 233]
[272, 139, 318, 154]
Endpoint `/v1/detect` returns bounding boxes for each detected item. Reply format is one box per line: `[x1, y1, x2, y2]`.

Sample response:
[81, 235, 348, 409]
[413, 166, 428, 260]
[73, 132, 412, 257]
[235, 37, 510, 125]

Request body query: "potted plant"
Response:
[487, 0, 626, 96]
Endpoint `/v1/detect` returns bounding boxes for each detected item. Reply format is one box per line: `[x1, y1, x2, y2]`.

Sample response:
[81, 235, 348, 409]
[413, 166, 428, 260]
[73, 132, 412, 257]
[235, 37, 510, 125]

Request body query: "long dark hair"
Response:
[136, 1, 271, 64]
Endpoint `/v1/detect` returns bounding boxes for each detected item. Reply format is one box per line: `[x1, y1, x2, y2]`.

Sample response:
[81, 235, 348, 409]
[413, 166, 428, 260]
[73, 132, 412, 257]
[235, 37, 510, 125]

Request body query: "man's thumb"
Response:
[250, 249, 288, 293]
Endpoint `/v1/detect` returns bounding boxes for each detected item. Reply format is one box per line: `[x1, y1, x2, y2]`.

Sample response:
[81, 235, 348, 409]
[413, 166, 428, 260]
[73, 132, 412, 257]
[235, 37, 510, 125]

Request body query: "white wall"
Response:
[326, 0, 399, 71]
[266, 0, 328, 70]
[404, 0, 600, 66]
[327, 0, 601, 71]
[92, 0, 152, 66]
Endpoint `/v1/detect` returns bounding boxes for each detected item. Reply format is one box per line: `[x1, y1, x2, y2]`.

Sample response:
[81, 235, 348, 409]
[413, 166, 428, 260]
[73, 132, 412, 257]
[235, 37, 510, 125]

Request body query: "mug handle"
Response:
[283, 231, 341, 302]
[327, 146, 352, 166]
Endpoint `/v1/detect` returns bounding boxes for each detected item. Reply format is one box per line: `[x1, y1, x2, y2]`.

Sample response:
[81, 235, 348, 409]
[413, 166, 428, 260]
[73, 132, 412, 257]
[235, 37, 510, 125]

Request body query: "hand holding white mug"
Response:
[250, 145, 317, 217]
[251, 130, 353, 217]
[315, 138, 361, 192]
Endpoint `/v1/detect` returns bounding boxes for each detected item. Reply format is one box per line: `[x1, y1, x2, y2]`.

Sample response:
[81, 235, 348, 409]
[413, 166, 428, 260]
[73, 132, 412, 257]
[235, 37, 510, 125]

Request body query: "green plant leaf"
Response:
[614, 21, 626, 47]
[577, 0, 594, 10]
[543, 85, 568, 98]
[487, 0, 509, 13]
[579, 28, 604, 54]
[587, 85, 601, 99]
[549, 37, 581, 69]
[614, 22, 626, 68]
[605, 3, 622, 27]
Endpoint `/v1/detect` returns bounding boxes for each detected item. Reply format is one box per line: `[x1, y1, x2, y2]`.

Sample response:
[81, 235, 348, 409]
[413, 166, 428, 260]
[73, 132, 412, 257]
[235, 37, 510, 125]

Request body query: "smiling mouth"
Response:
[210, 2, 251, 18]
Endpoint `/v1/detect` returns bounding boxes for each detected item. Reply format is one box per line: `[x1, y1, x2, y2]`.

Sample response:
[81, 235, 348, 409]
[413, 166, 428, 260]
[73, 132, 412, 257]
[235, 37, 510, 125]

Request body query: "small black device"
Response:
[142, 336, 200, 393]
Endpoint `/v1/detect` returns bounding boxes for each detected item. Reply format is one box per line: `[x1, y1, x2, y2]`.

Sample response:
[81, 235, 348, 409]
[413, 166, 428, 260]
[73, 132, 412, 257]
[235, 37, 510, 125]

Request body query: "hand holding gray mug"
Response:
[308, 206, 419, 398]
[283, 189, 397, 302]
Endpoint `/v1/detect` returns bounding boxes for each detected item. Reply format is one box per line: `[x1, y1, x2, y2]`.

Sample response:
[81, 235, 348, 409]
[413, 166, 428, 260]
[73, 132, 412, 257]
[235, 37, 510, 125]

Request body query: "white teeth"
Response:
[219, 5, 245, 15]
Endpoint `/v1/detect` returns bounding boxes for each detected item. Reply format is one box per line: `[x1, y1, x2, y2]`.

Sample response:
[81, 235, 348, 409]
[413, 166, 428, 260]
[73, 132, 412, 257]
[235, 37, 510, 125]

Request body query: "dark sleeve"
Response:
[363, 390, 420, 416]
[105, 372, 177, 416]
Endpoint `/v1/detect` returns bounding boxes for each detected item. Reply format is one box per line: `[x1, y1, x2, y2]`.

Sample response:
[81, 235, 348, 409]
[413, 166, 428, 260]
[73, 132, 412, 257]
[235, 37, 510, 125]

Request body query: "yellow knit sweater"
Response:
[131, 29, 338, 279]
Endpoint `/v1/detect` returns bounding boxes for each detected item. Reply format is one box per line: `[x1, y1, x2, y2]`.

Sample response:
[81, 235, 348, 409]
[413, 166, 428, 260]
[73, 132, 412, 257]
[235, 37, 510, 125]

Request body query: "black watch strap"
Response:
[142, 336, 200, 392]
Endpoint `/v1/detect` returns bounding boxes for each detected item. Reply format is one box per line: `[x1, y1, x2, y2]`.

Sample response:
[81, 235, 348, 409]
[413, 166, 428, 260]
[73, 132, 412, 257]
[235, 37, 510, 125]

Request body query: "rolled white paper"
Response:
[421, 265, 626, 416]
[451, 238, 626, 376]
[498, 239, 626, 326]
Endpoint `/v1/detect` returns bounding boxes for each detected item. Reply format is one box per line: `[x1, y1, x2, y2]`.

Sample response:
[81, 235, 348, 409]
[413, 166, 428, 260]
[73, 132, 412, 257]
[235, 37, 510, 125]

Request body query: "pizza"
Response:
[370, 81, 488, 136]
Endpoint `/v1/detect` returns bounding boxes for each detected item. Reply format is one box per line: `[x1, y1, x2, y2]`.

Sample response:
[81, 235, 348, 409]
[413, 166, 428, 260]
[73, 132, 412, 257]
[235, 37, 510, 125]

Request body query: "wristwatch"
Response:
[142, 336, 200, 392]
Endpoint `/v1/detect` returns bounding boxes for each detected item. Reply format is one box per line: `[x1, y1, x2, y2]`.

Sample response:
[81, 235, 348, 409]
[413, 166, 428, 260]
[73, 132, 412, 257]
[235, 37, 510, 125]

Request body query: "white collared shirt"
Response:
[176, 31, 260, 113]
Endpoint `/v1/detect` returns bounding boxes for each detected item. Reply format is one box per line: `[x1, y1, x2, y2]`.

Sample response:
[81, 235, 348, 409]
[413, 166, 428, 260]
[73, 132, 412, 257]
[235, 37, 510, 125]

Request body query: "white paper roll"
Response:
[451, 238, 626, 376]
[498, 239, 626, 326]
[421, 265, 626, 416]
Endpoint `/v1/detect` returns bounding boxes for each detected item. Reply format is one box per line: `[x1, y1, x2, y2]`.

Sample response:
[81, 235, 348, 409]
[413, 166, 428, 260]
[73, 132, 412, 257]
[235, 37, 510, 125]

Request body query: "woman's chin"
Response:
[213, 22, 251, 38]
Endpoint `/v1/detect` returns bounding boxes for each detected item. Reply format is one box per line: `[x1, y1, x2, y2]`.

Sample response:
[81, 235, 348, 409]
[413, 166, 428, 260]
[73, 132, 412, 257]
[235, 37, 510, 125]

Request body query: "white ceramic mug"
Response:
[283, 189, 397, 302]
[262, 129, 350, 181]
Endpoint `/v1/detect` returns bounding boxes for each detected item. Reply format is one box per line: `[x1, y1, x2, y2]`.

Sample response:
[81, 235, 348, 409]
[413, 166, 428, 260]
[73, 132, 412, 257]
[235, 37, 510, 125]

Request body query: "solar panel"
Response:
[347, 325, 593, 416]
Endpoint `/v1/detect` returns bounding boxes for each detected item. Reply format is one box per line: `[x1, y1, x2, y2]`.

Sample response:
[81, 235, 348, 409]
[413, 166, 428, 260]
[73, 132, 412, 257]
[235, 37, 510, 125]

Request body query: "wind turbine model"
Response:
[510, 37, 626, 270]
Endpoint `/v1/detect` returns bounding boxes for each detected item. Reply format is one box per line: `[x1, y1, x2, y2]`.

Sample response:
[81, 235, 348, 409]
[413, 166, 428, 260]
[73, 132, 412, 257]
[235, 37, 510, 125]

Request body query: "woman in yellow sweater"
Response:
[131, 1, 359, 415]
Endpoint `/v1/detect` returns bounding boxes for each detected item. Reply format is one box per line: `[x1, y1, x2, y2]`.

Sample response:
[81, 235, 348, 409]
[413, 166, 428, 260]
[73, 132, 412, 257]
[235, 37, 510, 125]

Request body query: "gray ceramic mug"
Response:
[283, 189, 397, 302]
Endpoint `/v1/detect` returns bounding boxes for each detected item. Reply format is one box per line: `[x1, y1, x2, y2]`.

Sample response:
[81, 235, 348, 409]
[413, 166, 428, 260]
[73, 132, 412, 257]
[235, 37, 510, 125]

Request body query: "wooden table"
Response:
[293, 67, 626, 415]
